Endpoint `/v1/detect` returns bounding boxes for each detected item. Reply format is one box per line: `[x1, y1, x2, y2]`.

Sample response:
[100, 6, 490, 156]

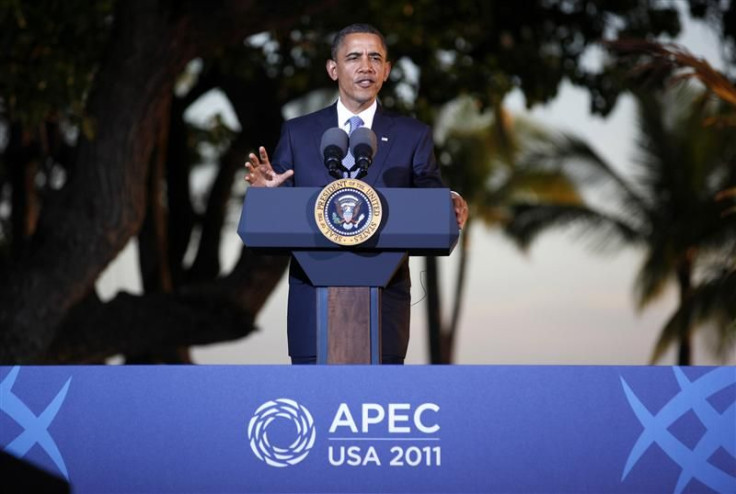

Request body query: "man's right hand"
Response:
[244, 146, 294, 187]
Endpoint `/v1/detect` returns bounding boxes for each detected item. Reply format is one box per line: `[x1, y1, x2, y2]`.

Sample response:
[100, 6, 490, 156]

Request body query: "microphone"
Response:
[349, 127, 378, 179]
[320, 127, 349, 179]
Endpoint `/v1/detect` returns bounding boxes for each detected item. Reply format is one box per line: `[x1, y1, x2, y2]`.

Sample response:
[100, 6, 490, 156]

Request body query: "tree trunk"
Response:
[445, 222, 471, 363]
[164, 68, 226, 285]
[425, 256, 443, 363]
[6, 124, 40, 260]
[0, 0, 310, 363]
[138, 97, 174, 295]
[0, 2, 182, 362]
[128, 97, 191, 364]
[676, 251, 695, 366]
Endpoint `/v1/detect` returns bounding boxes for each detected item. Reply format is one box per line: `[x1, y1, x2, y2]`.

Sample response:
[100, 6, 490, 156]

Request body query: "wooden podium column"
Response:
[317, 287, 381, 364]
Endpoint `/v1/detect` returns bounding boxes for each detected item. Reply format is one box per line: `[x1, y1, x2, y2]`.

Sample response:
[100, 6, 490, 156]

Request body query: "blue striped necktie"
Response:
[342, 115, 364, 177]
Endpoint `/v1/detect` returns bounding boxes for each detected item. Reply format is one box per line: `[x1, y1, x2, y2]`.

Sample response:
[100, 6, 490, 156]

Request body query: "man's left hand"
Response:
[451, 191, 468, 230]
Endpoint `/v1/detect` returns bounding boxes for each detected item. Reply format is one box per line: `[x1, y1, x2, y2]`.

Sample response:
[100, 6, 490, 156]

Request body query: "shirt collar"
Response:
[336, 98, 377, 131]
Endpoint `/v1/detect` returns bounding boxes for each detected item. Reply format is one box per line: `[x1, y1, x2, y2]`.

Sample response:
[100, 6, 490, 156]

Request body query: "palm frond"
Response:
[519, 132, 652, 221]
[633, 244, 676, 310]
[504, 169, 582, 205]
[606, 39, 736, 109]
[505, 203, 642, 252]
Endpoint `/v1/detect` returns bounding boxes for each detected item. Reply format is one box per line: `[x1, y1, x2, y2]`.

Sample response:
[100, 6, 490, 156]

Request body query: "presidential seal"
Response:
[314, 179, 383, 246]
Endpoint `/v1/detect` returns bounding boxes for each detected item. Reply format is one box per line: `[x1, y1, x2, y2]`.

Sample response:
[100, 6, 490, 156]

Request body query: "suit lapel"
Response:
[367, 106, 394, 186]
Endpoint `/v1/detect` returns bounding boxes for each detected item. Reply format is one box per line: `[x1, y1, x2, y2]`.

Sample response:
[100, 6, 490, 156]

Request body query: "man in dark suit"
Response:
[245, 24, 468, 364]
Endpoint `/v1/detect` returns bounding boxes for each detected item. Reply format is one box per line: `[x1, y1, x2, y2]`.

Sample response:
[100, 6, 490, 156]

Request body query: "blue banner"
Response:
[1, 365, 734, 493]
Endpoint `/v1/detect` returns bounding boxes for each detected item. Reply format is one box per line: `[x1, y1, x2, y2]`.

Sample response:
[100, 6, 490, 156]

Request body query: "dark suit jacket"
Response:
[271, 103, 445, 358]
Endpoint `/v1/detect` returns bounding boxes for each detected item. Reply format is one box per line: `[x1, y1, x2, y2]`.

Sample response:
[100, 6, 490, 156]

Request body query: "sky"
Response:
[97, 5, 734, 366]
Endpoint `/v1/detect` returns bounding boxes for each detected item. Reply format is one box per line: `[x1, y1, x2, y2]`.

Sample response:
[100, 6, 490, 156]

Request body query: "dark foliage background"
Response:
[0, 0, 732, 364]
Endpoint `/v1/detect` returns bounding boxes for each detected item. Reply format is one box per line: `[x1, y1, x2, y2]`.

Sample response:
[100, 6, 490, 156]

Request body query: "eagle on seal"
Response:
[332, 194, 365, 229]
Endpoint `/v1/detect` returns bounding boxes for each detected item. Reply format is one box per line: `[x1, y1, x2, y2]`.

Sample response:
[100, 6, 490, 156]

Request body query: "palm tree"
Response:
[652, 187, 736, 363]
[506, 85, 736, 365]
[425, 96, 581, 363]
[607, 40, 736, 362]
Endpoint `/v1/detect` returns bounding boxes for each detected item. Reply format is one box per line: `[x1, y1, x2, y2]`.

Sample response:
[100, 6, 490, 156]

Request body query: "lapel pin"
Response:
[381, 137, 388, 142]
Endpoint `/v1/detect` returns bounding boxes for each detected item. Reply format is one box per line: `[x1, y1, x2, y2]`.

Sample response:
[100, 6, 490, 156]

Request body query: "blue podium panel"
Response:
[1, 366, 734, 493]
[238, 187, 459, 255]
[293, 250, 407, 287]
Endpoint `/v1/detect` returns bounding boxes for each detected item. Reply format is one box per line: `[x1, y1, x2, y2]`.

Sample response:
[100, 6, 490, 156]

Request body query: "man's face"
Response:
[326, 33, 391, 114]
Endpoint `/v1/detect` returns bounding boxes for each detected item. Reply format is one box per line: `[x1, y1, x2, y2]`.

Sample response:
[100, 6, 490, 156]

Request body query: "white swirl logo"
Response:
[247, 398, 316, 467]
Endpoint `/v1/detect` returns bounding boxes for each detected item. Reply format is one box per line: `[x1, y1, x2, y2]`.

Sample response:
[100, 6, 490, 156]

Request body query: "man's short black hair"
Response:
[330, 23, 388, 61]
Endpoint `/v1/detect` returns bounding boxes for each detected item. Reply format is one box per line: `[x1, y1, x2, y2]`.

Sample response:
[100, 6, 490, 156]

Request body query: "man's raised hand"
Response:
[244, 146, 294, 188]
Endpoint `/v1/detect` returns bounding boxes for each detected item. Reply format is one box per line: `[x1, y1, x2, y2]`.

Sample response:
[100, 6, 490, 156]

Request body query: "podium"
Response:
[238, 183, 459, 364]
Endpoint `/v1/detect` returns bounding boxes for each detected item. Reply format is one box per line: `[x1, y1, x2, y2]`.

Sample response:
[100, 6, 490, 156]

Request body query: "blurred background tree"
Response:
[425, 96, 581, 363]
[0, 0, 733, 364]
[506, 85, 736, 366]
[602, 38, 736, 364]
